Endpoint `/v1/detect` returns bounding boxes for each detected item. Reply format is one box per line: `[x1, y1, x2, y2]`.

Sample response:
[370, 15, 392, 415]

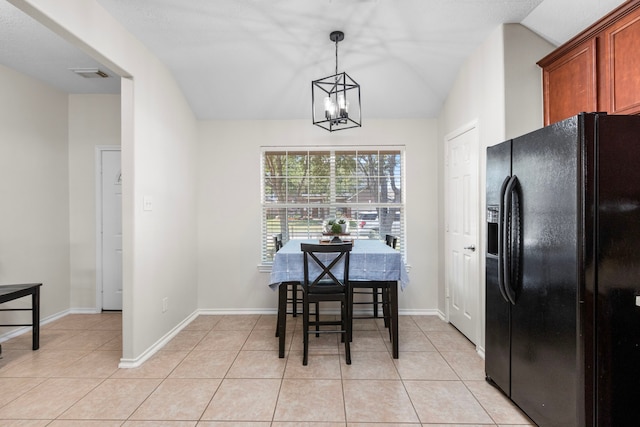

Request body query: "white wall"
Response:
[437, 24, 554, 349]
[14, 0, 200, 363]
[197, 119, 439, 314]
[68, 94, 121, 309]
[0, 64, 70, 322]
[504, 25, 555, 139]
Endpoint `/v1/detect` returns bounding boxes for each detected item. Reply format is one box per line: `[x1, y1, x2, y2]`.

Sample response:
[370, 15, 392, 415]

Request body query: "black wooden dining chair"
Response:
[350, 234, 397, 324]
[300, 242, 353, 365]
[385, 234, 398, 249]
[274, 233, 305, 338]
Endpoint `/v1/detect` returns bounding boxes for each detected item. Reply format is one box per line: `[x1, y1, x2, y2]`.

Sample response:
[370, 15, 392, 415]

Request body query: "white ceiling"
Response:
[0, 0, 626, 120]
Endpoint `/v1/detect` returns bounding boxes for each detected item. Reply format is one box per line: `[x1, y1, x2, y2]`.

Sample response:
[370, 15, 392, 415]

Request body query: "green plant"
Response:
[337, 219, 346, 224]
[331, 222, 342, 234]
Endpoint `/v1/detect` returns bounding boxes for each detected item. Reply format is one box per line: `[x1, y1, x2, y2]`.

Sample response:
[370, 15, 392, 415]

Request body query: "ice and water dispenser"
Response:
[487, 205, 499, 256]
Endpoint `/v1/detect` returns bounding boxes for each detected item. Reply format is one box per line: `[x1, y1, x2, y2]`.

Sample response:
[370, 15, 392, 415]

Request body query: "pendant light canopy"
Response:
[312, 31, 361, 132]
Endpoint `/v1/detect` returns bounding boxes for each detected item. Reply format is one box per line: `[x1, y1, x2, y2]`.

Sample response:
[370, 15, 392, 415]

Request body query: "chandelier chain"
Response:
[335, 37, 339, 76]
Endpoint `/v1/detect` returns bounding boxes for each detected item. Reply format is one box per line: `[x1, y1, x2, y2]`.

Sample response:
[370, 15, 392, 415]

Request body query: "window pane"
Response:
[336, 151, 357, 175]
[380, 151, 402, 203]
[264, 152, 287, 178]
[336, 176, 357, 202]
[286, 152, 308, 177]
[357, 176, 378, 203]
[264, 206, 287, 261]
[264, 177, 284, 203]
[286, 177, 306, 203]
[308, 151, 330, 177]
[348, 207, 404, 241]
[357, 152, 380, 177]
[287, 209, 322, 239]
[308, 177, 330, 204]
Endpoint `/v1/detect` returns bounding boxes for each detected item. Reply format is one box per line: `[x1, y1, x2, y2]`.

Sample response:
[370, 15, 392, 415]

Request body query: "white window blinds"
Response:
[261, 147, 405, 263]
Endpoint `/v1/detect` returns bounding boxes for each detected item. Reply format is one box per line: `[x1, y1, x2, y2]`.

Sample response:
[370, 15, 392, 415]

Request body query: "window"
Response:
[261, 147, 405, 263]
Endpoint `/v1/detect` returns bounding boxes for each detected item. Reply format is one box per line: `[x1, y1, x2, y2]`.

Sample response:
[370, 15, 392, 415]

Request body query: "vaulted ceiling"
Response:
[0, 0, 626, 120]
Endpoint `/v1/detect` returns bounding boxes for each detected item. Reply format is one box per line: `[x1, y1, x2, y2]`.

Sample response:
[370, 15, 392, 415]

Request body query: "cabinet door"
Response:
[602, 11, 640, 115]
[542, 39, 597, 126]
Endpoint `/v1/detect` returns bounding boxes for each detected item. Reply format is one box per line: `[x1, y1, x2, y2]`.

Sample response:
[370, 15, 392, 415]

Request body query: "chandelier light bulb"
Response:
[324, 97, 336, 119]
[338, 94, 348, 117]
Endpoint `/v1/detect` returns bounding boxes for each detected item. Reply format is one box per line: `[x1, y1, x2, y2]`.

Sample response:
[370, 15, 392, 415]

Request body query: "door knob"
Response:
[464, 245, 476, 251]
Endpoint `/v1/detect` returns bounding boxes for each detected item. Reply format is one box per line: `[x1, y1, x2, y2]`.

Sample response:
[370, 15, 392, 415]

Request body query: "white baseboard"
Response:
[198, 308, 276, 316]
[42, 309, 71, 325]
[0, 308, 69, 343]
[118, 310, 200, 369]
[69, 307, 102, 314]
[476, 346, 486, 360]
[398, 308, 441, 316]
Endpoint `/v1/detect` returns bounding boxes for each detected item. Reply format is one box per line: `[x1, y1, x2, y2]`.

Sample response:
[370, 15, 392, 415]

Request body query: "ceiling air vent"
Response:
[70, 68, 109, 78]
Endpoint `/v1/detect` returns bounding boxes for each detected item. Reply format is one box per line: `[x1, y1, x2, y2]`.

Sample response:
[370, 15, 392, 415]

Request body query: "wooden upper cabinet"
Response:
[538, 0, 640, 125]
[541, 39, 597, 126]
[602, 10, 640, 114]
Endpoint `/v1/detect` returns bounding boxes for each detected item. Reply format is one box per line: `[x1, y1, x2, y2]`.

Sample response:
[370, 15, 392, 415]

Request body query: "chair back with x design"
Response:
[299, 242, 353, 365]
[303, 244, 351, 290]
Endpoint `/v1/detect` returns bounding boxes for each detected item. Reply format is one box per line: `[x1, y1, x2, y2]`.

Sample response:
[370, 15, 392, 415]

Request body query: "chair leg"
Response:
[277, 283, 287, 357]
[383, 286, 392, 340]
[348, 286, 353, 343]
[382, 286, 391, 328]
[275, 288, 280, 338]
[390, 282, 399, 359]
[342, 298, 351, 365]
[303, 295, 309, 366]
[315, 302, 320, 337]
[276, 282, 286, 338]
[292, 283, 298, 317]
[372, 287, 379, 318]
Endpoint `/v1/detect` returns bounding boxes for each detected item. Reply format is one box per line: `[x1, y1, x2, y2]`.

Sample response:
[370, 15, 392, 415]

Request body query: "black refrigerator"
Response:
[485, 113, 640, 427]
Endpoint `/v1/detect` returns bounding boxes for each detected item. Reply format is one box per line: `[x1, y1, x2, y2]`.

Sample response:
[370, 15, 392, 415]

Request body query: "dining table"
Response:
[270, 238, 409, 359]
[0, 283, 43, 352]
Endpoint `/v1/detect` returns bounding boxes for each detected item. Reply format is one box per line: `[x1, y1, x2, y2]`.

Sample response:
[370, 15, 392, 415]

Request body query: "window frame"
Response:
[261, 146, 406, 264]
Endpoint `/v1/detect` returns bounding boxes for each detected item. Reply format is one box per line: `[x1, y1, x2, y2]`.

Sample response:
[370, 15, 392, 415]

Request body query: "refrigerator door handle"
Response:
[497, 176, 511, 304]
[502, 175, 520, 305]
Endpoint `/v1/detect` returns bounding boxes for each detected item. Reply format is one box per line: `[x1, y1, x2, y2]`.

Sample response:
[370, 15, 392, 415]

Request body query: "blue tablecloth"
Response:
[269, 239, 409, 290]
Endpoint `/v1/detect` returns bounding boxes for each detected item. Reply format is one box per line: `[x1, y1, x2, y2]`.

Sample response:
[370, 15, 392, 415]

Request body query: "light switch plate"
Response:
[636, 295, 640, 307]
[143, 196, 153, 211]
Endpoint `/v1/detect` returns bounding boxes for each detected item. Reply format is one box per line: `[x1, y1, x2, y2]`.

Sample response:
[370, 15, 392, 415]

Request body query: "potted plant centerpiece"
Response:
[324, 217, 350, 243]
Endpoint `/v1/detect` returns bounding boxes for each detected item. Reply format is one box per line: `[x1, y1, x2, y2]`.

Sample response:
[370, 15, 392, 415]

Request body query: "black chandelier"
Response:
[312, 31, 361, 131]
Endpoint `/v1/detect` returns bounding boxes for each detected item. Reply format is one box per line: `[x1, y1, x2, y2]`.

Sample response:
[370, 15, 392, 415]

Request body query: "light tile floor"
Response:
[0, 312, 535, 426]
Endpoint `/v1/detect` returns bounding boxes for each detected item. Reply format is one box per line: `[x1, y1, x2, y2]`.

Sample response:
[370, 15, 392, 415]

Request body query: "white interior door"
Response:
[445, 124, 479, 344]
[100, 149, 122, 310]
